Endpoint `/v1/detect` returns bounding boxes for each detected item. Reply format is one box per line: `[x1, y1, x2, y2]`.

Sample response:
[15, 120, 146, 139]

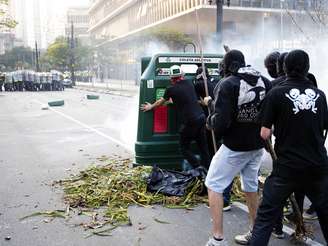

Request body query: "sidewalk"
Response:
[75, 79, 139, 97]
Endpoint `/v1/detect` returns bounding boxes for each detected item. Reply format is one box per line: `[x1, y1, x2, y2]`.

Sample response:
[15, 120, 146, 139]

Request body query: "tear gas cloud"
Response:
[201, 16, 328, 94]
[138, 20, 328, 95]
[118, 17, 328, 150]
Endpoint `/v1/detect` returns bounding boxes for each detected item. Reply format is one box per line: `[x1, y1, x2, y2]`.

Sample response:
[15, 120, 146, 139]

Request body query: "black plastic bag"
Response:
[147, 166, 207, 197]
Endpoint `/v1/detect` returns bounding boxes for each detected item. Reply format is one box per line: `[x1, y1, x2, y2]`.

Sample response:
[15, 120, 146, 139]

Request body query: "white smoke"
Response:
[143, 41, 172, 56]
[199, 13, 328, 94]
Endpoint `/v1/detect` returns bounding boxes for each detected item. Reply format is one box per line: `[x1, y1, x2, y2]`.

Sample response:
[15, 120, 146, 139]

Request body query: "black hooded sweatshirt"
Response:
[208, 67, 271, 151]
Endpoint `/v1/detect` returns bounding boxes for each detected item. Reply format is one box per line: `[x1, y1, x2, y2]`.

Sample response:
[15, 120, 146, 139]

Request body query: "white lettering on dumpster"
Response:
[147, 80, 154, 89]
[158, 57, 221, 64]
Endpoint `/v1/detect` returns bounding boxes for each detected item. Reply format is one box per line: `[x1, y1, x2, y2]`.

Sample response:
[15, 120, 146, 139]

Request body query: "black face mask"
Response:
[276, 52, 288, 76]
[267, 66, 278, 79]
[264, 51, 280, 79]
[195, 67, 209, 81]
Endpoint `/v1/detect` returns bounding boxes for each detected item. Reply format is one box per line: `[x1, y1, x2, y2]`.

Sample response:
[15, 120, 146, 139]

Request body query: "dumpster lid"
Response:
[141, 53, 223, 80]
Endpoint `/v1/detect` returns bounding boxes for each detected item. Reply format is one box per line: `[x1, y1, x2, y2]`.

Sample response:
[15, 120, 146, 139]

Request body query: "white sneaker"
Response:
[235, 231, 252, 245]
[206, 237, 229, 246]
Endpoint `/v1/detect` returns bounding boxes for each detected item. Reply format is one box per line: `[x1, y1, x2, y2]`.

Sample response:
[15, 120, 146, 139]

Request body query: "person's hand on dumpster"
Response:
[141, 102, 153, 112]
[203, 96, 212, 106]
[141, 98, 166, 112]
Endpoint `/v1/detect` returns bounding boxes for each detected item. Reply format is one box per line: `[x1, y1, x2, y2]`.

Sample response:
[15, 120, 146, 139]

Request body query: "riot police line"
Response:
[0, 70, 66, 92]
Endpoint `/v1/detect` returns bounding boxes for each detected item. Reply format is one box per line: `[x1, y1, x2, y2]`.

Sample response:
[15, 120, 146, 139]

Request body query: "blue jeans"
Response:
[250, 172, 328, 245]
[223, 181, 233, 205]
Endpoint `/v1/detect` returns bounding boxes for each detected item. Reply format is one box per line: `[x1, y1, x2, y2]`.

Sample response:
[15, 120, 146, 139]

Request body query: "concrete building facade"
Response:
[65, 7, 90, 45]
[9, 0, 29, 47]
[89, 0, 319, 45]
[88, 0, 325, 81]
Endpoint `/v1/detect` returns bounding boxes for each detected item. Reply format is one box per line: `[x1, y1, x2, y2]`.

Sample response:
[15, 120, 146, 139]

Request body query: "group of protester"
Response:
[0, 70, 65, 92]
[141, 49, 328, 246]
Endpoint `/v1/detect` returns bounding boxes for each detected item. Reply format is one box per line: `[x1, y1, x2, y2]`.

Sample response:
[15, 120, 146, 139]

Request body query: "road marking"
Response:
[34, 99, 133, 153]
[233, 202, 323, 246]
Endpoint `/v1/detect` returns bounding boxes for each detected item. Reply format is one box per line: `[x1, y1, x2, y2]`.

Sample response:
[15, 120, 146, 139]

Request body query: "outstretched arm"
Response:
[140, 98, 167, 112]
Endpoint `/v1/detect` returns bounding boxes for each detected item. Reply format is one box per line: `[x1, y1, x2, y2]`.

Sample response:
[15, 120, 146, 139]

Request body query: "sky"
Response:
[11, 0, 91, 48]
[38, 0, 91, 48]
[55, 0, 90, 9]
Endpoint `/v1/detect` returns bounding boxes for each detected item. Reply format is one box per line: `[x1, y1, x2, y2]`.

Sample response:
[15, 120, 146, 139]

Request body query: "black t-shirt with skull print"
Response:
[260, 77, 328, 170]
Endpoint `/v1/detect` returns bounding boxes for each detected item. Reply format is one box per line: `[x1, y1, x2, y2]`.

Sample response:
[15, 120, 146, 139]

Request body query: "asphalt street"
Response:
[0, 89, 325, 246]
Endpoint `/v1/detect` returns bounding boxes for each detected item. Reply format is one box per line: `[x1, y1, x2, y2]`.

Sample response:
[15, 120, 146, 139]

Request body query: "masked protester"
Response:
[141, 65, 210, 169]
[271, 52, 319, 223]
[250, 50, 328, 246]
[264, 51, 291, 239]
[271, 52, 288, 87]
[285, 72, 319, 224]
[264, 51, 280, 79]
[204, 50, 271, 246]
[194, 66, 218, 156]
[195, 65, 233, 211]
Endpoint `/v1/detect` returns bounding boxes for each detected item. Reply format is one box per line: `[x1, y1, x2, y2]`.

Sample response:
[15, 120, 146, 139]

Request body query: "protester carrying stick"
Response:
[263, 51, 288, 239]
[250, 50, 328, 245]
[204, 50, 271, 246]
[194, 9, 218, 154]
[194, 66, 219, 157]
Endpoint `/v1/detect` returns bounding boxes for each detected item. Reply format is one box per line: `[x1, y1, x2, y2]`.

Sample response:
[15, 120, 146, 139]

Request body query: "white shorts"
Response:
[205, 144, 264, 193]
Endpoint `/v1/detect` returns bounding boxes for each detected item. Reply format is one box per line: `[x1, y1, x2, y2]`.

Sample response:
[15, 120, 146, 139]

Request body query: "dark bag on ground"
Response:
[147, 166, 207, 196]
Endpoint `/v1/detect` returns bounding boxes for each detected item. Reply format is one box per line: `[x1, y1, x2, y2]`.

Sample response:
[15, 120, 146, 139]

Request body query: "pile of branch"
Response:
[56, 158, 206, 229]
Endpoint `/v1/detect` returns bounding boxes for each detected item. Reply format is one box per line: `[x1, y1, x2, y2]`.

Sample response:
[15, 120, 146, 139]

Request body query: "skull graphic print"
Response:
[236, 78, 266, 123]
[285, 88, 320, 114]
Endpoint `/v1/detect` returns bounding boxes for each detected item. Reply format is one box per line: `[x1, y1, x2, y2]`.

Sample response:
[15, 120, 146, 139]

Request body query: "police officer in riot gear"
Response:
[4, 72, 13, 91]
[0, 72, 5, 91]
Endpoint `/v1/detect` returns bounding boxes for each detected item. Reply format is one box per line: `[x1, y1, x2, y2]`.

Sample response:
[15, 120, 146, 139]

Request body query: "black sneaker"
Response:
[303, 208, 318, 220]
[223, 202, 231, 212]
[285, 213, 297, 224]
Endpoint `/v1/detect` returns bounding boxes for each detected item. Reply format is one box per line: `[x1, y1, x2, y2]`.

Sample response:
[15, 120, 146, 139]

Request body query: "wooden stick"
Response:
[194, 9, 218, 153]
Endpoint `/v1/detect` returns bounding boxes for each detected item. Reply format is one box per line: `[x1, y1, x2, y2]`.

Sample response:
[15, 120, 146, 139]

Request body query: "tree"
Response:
[0, 46, 33, 70]
[282, 1, 328, 43]
[310, 0, 328, 31]
[0, 0, 17, 29]
[74, 40, 93, 71]
[142, 28, 194, 51]
[41, 36, 93, 72]
[43, 37, 70, 71]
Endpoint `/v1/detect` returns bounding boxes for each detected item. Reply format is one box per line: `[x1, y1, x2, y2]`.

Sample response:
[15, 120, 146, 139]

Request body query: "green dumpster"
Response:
[135, 53, 223, 169]
[87, 94, 100, 100]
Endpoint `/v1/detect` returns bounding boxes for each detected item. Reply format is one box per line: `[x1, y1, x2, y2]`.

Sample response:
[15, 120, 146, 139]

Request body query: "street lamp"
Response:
[280, 0, 285, 49]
